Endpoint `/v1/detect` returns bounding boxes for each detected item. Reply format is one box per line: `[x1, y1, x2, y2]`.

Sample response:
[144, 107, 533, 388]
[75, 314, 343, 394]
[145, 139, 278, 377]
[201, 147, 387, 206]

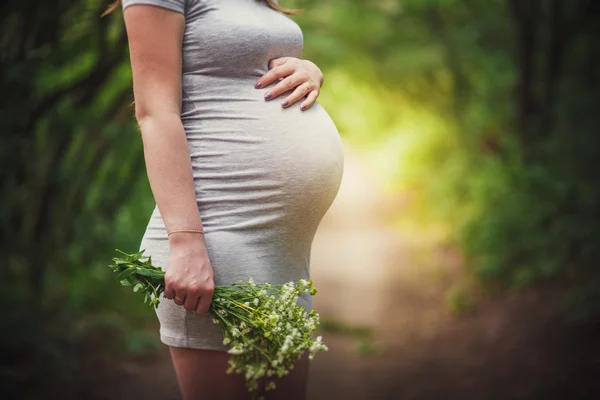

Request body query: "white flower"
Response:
[228, 346, 244, 355]
[255, 366, 266, 379]
[206, 278, 326, 395]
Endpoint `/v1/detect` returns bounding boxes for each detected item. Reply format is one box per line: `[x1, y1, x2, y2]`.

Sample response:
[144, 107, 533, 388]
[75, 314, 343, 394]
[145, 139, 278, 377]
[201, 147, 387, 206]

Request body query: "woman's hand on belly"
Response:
[164, 235, 215, 315]
[254, 57, 323, 111]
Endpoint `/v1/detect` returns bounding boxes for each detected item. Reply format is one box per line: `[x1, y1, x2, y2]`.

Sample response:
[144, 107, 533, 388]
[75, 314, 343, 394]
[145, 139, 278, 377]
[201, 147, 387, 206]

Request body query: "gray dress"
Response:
[122, 0, 344, 350]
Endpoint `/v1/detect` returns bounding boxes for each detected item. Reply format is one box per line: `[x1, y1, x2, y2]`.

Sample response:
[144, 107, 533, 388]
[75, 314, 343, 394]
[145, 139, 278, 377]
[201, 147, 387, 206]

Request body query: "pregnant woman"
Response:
[109, 0, 344, 398]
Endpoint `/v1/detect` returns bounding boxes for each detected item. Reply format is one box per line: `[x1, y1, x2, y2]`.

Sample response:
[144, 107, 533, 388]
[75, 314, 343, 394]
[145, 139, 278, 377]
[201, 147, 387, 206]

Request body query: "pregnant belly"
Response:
[183, 95, 345, 236]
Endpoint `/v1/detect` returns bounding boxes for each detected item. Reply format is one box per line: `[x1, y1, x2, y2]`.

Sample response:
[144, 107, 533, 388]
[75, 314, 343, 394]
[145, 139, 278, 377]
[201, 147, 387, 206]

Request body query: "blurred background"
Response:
[2, 0, 600, 398]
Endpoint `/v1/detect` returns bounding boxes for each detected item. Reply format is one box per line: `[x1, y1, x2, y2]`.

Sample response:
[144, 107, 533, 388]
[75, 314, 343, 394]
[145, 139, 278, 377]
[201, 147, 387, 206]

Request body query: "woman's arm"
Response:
[123, 4, 214, 314]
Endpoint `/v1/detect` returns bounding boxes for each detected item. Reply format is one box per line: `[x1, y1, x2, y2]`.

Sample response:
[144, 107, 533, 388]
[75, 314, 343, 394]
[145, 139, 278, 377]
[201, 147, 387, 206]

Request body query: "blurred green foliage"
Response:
[1, 0, 599, 397]
[318, 318, 383, 357]
[1, 1, 156, 397]
[296, 0, 600, 315]
[319, 319, 373, 340]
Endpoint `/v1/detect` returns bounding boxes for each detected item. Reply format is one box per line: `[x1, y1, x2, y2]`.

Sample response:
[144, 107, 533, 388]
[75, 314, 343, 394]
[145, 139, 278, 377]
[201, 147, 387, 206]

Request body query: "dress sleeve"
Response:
[121, 0, 185, 14]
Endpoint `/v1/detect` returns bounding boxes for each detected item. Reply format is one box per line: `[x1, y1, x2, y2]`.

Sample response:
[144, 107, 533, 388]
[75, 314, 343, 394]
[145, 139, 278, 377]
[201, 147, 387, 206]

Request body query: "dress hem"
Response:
[160, 331, 230, 352]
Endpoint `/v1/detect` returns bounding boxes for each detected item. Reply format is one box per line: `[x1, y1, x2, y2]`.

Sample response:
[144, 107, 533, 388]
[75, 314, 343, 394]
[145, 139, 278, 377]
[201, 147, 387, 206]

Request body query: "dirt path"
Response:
[90, 143, 600, 400]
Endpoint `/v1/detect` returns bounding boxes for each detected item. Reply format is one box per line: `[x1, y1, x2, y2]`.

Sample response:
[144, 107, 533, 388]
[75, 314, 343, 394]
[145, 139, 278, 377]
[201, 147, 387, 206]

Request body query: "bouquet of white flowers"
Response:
[109, 249, 328, 397]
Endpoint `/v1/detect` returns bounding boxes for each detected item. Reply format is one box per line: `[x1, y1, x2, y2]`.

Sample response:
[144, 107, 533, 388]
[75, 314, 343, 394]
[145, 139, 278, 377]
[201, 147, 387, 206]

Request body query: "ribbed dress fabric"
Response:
[122, 0, 344, 350]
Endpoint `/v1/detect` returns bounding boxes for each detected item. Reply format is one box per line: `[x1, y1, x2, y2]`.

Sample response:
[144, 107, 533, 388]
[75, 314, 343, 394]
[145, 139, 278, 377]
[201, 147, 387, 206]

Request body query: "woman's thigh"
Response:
[168, 347, 310, 400]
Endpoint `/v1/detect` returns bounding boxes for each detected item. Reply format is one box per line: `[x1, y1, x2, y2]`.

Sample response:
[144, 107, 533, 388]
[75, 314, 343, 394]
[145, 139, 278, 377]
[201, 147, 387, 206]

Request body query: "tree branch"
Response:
[24, 31, 127, 135]
[507, 0, 540, 150]
[540, 0, 567, 137]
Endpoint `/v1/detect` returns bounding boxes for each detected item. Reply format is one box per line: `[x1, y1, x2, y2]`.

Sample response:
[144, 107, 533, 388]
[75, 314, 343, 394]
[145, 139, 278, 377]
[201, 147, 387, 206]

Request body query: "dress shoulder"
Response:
[121, 0, 185, 14]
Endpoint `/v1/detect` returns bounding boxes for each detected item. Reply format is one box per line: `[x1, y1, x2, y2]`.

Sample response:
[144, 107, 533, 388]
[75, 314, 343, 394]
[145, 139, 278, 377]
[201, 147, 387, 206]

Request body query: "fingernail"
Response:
[281, 100, 288, 107]
[264, 92, 272, 100]
[255, 81, 262, 89]
[300, 104, 306, 111]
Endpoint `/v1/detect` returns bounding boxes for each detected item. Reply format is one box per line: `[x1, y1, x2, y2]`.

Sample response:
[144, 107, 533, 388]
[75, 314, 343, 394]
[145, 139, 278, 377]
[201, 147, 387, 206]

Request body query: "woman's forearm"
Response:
[137, 112, 203, 242]
[121, 4, 213, 314]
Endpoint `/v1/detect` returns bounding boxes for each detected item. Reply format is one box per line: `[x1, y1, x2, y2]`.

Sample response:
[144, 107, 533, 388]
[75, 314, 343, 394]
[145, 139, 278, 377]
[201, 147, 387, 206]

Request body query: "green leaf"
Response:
[116, 267, 138, 281]
[133, 282, 144, 293]
[127, 250, 146, 261]
[135, 269, 165, 279]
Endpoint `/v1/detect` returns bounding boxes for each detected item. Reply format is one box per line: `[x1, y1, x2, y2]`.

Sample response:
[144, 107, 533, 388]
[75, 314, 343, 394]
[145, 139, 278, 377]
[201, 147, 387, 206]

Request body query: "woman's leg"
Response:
[169, 347, 310, 400]
[263, 352, 310, 400]
[169, 347, 250, 400]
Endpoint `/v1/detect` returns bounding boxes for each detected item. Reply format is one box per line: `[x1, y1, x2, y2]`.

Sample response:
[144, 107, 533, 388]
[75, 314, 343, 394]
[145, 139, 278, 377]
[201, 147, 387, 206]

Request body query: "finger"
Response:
[281, 83, 312, 108]
[268, 57, 290, 70]
[195, 290, 214, 315]
[255, 63, 295, 89]
[173, 290, 186, 306]
[164, 285, 175, 300]
[164, 275, 176, 299]
[183, 291, 200, 312]
[194, 296, 206, 314]
[300, 90, 319, 111]
[265, 72, 307, 101]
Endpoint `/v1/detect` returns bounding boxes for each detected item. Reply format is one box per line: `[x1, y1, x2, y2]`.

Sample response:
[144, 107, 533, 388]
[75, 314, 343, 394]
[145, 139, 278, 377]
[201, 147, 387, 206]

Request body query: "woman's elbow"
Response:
[134, 105, 181, 130]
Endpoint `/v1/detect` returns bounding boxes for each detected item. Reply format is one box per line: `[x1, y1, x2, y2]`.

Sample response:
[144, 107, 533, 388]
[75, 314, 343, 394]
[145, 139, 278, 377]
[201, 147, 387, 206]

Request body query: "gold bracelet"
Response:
[167, 229, 205, 237]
